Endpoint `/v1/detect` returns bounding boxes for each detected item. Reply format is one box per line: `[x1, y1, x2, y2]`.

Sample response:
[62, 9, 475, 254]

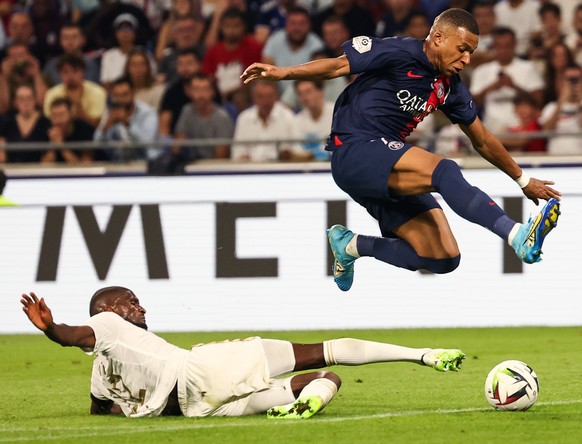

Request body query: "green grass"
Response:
[1, 327, 581, 443]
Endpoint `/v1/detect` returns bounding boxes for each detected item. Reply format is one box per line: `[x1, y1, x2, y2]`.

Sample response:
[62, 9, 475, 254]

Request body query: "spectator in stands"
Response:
[158, 48, 201, 137]
[43, 24, 100, 86]
[262, 6, 323, 98]
[494, 0, 541, 58]
[174, 73, 233, 161]
[470, 27, 544, 135]
[0, 42, 47, 114]
[320, 15, 350, 58]
[124, 48, 165, 110]
[43, 54, 107, 127]
[29, 0, 64, 63]
[80, 1, 153, 51]
[0, 84, 51, 163]
[157, 16, 206, 85]
[100, 13, 142, 88]
[312, 0, 376, 38]
[540, 63, 582, 155]
[501, 93, 546, 153]
[529, 3, 564, 67]
[154, 0, 202, 62]
[94, 77, 158, 161]
[253, 0, 297, 44]
[403, 11, 430, 39]
[542, 42, 574, 106]
[4, 12, 43, 62]
[202, 7, 263, 101]
[231, 80, 302, 161]
[205, 0, 257, 48]
[0, 0, 13, 32]
[45, 97, 98, 163]
[565, 3, 582, 68]
[376, 0, 417, 38]
[0, 169, 17, 206]
[292, 79, 334, 161]
[469, 1, 497, 69]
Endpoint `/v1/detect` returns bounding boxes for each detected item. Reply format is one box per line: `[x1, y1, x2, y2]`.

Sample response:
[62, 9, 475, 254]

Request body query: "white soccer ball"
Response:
[484, 360, 539, 411]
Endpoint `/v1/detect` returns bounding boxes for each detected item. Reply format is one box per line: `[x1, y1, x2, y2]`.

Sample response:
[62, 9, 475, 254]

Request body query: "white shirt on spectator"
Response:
[470, 58, 544, 134]
[539, 101, 582, 155]
[292, 101, 334, 160]
[100, 48, 129, 84]
[231, 101, 302, 161]
[494, 0, 542, 57]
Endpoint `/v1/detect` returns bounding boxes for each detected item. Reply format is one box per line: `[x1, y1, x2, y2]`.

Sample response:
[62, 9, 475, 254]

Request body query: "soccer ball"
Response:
[484, 360, 539, 411]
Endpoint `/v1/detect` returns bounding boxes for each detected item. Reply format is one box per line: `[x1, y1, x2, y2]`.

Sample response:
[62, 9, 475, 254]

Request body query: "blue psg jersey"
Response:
[331, 36, 478, 141]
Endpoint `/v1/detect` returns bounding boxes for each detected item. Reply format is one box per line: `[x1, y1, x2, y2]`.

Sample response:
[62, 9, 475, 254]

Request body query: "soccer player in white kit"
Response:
[21, 286, 465, 419]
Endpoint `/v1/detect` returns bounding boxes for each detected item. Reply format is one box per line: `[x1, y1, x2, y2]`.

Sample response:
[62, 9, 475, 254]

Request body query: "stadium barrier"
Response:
[1, 165, 579, 333]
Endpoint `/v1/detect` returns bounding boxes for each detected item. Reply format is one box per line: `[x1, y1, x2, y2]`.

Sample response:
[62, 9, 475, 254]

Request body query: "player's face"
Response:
[109, 290, 148, 329]
[435, 26, 478, 76]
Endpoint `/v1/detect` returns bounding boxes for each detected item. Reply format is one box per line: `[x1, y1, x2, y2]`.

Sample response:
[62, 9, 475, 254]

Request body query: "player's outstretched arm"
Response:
[21, 292, 96, 349]
[241, 55, 350, 84]
[460, 118, 561, 205]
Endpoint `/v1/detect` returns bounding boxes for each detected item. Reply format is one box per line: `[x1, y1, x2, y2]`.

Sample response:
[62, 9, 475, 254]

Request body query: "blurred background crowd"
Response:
[0, 0, 580, 173]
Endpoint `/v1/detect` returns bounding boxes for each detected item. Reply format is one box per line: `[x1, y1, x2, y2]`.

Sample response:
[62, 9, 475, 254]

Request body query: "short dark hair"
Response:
[220, 6, 246, 22]
[60, 22, 84, 35]
[0, 169, 7, 195]
[513, 92, 539, 108]
[294, 78, 324, 90]
[190, 72, 213, 85]
[322, 14, 348, 29]
[57, 53, 86, 72]
[177, 46, 201, 61]
[539, 3, 561, 18]
[49, 96, 73, 110]
[89, 286, 131, 316]
[492, 26, 516, 40]
[435, 8, 480, 36]
[287, 5, 310, 19]
[110, 76, 133, 91]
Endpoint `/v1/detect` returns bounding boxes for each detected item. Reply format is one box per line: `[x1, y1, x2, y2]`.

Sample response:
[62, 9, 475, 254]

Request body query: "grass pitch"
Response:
[1, 326, 581, 444]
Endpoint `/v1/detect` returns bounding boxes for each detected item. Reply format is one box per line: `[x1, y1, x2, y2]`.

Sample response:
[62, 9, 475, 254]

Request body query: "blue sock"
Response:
[359, 235, 460, 274]
[432, 159, 516, 240]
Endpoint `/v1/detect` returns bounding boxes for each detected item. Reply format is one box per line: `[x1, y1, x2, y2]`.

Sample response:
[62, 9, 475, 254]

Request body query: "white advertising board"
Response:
[1, 167, 580, 333]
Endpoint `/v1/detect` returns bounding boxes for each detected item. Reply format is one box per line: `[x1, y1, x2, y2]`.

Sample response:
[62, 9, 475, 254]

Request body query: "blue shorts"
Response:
[329, 135, 441, 236]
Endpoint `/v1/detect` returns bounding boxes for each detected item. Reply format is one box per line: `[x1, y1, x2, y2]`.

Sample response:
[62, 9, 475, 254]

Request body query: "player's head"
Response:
[426, 8, 479, 76]
[89, 286, 148, 330]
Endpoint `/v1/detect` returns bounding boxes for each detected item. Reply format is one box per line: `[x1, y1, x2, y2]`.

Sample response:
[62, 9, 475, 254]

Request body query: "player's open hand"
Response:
[240, 63, 286, 84]
[522, 178, 561, 206]
[21, 292, 54, 332]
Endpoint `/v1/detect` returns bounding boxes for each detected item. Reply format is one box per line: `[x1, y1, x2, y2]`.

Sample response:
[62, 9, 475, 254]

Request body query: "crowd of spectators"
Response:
[0, 0, 580, 171]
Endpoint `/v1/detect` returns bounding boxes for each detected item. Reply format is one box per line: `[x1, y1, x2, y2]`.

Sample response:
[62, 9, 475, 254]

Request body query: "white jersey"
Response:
[84, 312, 189, 418]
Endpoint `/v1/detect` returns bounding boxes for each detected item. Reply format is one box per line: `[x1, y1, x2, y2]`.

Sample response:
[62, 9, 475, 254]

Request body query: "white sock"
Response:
[345, 234, 360, 258]
[297, 377, 338, 407]
[507, 223, 521, 246]
[323, 338, 431, 366]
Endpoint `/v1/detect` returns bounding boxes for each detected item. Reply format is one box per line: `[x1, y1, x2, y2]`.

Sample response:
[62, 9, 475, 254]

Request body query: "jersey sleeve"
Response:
[342, 36, 403, 74]
[83, 312, 123, 354]
[439, 78, 478, 126]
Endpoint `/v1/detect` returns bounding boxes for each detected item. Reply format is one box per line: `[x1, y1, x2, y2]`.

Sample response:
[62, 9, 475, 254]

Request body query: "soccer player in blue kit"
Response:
[242, 8, 561, 291]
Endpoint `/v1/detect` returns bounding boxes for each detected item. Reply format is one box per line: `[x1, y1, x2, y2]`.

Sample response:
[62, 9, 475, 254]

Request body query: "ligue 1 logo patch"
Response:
[352, 36, 372, 54]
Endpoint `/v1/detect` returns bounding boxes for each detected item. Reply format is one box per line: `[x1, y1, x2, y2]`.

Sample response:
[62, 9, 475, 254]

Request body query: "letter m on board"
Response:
[36, 205, 169, 281]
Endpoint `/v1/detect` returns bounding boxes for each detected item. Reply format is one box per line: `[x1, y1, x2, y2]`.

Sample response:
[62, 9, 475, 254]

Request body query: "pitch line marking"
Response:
[2, 399, 582, 442]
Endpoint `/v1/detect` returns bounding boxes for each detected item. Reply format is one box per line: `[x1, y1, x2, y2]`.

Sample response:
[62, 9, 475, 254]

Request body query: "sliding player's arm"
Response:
[241, 55, 350, 84]
[20, 292, 96, 348]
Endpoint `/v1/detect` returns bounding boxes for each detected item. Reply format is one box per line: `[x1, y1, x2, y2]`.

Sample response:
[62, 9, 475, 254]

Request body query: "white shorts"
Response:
[177, 337, 271, 417]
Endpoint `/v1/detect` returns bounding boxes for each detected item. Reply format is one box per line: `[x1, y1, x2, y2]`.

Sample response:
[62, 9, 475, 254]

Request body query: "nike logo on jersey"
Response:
[407, 70, 423, 78]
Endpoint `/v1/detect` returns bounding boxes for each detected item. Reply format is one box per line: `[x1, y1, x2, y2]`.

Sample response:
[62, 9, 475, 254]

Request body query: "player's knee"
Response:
[318, 370, 342, 389]
[432, 158, 462, 189]
[421, 254, 461, 274]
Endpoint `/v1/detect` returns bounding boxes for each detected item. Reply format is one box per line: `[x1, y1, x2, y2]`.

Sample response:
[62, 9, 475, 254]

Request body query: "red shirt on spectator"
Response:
[510, 119, 546, 152]
[202, 36, 263, 97]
